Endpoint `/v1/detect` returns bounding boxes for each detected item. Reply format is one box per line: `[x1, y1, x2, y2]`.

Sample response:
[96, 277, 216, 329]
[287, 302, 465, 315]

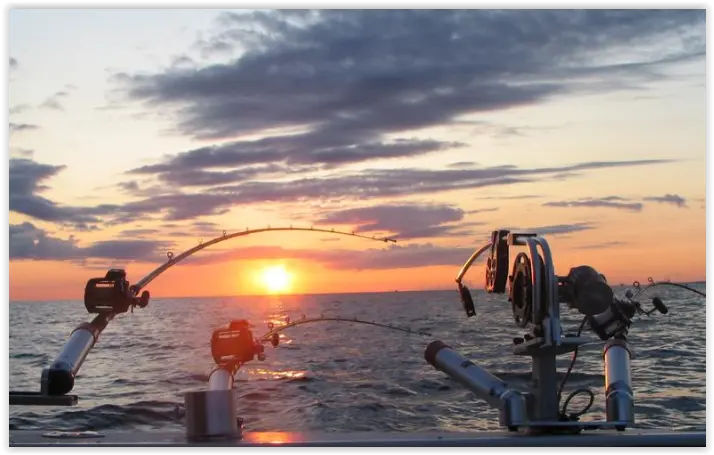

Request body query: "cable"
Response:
[561, 388, 595, 419]
[556, 316, 588, 416]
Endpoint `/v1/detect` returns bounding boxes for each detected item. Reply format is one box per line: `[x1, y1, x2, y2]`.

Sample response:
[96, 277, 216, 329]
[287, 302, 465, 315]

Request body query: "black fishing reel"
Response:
[211, 320, 266, 371]
[84, 269, 150, 314]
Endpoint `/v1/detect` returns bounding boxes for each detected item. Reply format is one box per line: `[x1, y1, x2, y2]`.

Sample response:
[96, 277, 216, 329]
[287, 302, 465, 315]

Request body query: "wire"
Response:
[561, 388, 595, 419]
[556, 316, 588, 412]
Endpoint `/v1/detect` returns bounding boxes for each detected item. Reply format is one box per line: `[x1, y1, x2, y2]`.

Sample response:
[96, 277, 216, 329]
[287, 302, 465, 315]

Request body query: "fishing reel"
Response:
[84, 269, 150, 314]
[455, 230, 669, 341]
[586, 287, 669, 341]
[210, 320, 266, 372]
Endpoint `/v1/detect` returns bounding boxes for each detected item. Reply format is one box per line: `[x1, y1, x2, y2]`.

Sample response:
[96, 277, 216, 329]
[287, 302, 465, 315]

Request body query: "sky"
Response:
[8, 8, 707, 301]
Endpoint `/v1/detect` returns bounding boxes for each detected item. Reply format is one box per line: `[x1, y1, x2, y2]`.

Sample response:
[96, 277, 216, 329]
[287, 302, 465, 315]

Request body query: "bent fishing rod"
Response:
[13, 226, 397, 403]
[200, 314, 433, 395]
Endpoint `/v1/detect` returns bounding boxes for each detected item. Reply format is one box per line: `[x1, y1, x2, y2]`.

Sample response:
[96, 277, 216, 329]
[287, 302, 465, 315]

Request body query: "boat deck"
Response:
[9, 429, 706, 447]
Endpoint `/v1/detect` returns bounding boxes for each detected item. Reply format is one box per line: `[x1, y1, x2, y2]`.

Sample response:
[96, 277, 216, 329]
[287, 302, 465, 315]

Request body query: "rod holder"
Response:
[184, 389, 242, 441]
[603, 338, 634, 430]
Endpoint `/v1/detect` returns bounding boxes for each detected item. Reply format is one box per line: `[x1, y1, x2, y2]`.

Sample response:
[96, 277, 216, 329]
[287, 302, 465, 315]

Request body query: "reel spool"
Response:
[485, 230, 510, 294]
[508, 253, 548, 328]
[509, 253, 533, 328]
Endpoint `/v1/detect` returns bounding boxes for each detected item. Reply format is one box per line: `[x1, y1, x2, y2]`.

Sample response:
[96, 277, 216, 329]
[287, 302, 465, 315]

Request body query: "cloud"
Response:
[575, 241, 629, 249]
[644, 193, 688, 208]
[39, 90, 70, 111]
[448, 162, 478, 169]
[9, 222, 173, 262]
[315, 203, 476, 239]
[9, 123, 40, 134]
[127, 138, 464, 185]
[119, 228, 161, 237]
[517, 223, 596, 236]
[120, 10, 703, 143]
[186, 241, 476, 270]
[478, 194, 543, 200]
[7, 219, 589, 270]
[108, 10, 702, 204]
[174, 223, 594, 271]
[543, 197, 644, 212]
[10, 148, 33, 158]
[10, 57, 17, 69]
[9, 104, 30, 115]
[544, 194, 689, 211]
[10, 156, 675, 230]
[9, 158, 117, 229]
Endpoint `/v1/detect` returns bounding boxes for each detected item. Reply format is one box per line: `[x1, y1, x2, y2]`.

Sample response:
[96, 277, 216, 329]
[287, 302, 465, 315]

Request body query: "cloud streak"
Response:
[9, 123, 40, 134]
[543, 197, 644, 212]
[544, 194, 690, 211]
[9, 222, 173, 262]
[316, 203, 480, 239]
[644, 194, 688, 208]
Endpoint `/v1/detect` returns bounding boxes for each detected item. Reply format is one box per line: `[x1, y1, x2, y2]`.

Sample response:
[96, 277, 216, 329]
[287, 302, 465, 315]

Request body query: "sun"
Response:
[261, 265, 292, 294]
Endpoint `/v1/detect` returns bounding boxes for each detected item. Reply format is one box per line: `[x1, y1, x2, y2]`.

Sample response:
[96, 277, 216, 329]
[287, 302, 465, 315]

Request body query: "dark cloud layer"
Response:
[9, 222, 172, 262]
[113, 10, 702, 190]
[316, 203, 472, 239]
[9, 157, 675, 229]
[9, 158, 111, 230]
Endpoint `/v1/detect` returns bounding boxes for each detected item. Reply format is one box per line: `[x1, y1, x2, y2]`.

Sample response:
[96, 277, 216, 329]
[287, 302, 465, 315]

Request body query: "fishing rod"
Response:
[134, 226, 396, 293]
[258, 314, 433, 344]
[14, 226, 397, 403]
[626, 276, 705, 300]
[207, 315, 432, 387]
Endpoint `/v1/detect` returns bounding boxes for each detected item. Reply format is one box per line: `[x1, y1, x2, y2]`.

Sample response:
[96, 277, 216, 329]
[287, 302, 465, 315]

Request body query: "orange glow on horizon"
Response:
[7, 202, 707, 302]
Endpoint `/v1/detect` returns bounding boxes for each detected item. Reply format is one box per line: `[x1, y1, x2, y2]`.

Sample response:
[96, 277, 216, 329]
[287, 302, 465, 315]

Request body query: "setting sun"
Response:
[261, 265, 293, 294]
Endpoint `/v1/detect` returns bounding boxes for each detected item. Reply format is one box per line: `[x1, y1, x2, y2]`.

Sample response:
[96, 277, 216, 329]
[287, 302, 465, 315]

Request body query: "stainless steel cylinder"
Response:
[184, 389, 241, 441]
[208, 367, 234, 391]
[603, 338, 634, 427]
[41, 326, 97, 395]
[425, 341, 528, 428]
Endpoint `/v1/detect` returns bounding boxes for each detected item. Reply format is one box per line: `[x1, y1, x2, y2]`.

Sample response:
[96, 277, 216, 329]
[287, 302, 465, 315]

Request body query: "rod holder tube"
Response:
[184, 389, 241, 441]
[208, 367, 234, 391]
[41, 313, 113, 395]
[425, 341, 528, 429]
[603, 338, 634, 427]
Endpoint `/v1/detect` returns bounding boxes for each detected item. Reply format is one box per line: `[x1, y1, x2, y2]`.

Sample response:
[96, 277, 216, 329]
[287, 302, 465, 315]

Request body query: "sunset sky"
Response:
[8, 9, 706, 301]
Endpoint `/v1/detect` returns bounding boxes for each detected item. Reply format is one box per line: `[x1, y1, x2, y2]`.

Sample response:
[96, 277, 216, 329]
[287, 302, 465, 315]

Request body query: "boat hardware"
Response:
[440, 229, 701, 434]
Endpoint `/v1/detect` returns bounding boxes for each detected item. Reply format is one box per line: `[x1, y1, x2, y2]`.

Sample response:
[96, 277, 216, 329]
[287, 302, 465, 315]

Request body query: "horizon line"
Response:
[8, 280, 706, 304]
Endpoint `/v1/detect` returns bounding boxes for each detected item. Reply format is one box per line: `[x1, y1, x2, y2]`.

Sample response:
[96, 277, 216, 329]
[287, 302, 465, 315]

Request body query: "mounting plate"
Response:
[10, 391, 78, 406]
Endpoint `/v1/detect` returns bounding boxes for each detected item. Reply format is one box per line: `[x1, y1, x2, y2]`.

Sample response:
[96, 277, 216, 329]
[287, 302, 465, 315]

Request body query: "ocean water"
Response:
[9, 286, 706, 434]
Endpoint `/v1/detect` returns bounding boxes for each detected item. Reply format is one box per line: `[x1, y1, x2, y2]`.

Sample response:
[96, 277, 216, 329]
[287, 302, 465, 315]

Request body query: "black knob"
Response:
[652, 297, 668, 315]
